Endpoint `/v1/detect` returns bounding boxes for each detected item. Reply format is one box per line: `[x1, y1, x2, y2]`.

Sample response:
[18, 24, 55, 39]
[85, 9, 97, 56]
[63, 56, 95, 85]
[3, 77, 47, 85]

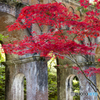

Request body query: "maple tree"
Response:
[2, 0, 100, 98]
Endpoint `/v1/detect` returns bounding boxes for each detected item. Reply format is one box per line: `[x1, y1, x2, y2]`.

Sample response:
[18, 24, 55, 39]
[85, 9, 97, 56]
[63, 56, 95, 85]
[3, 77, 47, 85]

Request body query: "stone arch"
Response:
[66, 74, 80, 100]
[0, 11, 33, 100]
[0, 11, 30, 60]
[68, 6, 75, 13]
[0, 2, 48, 100]
[0, 2, 21, 17]
[11, 73, 26, 100]
[0, 4, 48, 100]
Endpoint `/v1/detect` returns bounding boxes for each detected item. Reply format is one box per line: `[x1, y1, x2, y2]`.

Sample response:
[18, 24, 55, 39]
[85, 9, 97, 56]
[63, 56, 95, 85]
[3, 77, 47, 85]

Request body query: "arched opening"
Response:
[47, 54, 57, 100]
[66, 75, 80, 100]
[12, 73, 26, 100]
[0, 43, 6, 100]
[24, 77, 26, 100]
[0, 64, 5, 100]
[0, 11, 31, 100]
[72, 76, 80, 100]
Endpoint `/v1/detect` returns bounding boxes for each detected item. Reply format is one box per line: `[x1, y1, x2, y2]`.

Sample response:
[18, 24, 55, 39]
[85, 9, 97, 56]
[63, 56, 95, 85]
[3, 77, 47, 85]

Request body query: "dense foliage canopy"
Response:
[2, 0, 100, 97]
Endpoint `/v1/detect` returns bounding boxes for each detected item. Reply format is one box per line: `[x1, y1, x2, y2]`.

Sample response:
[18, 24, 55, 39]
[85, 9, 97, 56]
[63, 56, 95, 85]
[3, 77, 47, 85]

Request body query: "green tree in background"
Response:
[73, 76, 80, 100]
[47, 54, 57, 100]
[0, 34, 6, 100]
[0, 65, 5, 100]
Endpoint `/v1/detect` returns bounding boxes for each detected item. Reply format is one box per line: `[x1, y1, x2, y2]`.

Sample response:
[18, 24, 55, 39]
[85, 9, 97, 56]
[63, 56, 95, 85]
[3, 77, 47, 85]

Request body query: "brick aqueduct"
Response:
[0, 0, 100, 100]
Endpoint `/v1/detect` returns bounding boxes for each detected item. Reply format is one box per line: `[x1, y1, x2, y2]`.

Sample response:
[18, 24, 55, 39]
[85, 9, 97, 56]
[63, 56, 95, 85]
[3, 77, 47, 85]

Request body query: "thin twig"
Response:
[88, 82, 100, 100]
[70, 54, 100, 94]
[54, 52, 100, 95]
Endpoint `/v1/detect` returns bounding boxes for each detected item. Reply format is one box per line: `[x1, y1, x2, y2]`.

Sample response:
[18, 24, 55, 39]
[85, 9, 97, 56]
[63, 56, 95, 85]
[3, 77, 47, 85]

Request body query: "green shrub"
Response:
[48, 70, 57, 100]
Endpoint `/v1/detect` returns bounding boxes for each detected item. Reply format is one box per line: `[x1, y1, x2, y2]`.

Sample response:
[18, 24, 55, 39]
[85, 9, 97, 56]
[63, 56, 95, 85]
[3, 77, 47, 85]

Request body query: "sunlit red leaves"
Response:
[96, 1, 100, 9]
[73, 66, 100, 77]
[7, 2, 79, 31]
[7, 2, 100, 40]
[72, 66, 80, 70]
[3, 1, 100, 77]
[79, 0, 91, 8]
[5, 2, 99, 57]
[82, 67, 100, 77]
[79, 0, 100, 9]
[98, 58, 100, 62]
[3, 33, 94, 57]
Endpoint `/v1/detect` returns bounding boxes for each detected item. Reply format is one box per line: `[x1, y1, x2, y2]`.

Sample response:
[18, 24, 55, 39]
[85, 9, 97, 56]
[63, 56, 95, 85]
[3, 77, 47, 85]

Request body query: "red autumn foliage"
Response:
[3, 1, 100, 76]
[98, 59, 100, 62]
